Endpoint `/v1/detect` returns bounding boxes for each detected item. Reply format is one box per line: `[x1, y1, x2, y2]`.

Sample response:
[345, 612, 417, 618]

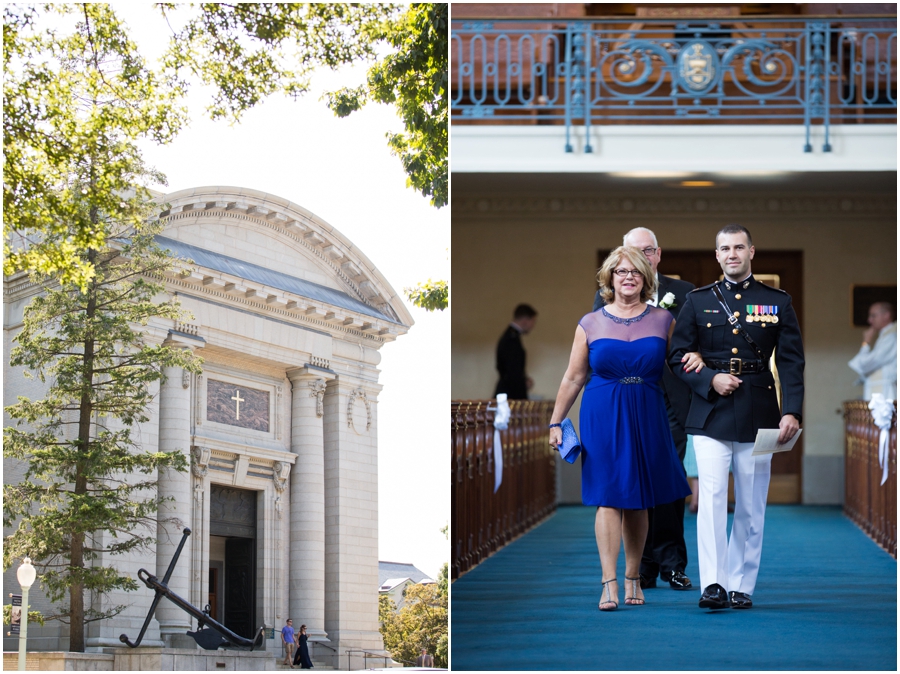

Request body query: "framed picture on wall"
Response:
[850, 284, 897, 327]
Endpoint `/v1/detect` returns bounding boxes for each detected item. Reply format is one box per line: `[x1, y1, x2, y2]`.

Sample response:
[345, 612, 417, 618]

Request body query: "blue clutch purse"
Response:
[559, 418, 582, 464]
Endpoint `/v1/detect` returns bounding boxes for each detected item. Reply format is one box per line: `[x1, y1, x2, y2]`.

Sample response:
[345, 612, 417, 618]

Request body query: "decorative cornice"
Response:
[191, 435, 297, 465]
[194, 444, 295, 480]
[3, 277, 43, 299]
[158, 199, 409, 325]
[168, 276, 399, 344]
[452, 195, 897, 216]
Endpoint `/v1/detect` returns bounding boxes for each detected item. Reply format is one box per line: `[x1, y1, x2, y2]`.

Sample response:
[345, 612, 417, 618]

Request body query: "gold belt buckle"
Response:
[729, 358, 742, 375]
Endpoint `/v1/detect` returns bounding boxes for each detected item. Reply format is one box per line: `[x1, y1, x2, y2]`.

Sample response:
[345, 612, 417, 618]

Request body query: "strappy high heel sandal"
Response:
[598, 579, 618, 611]
[624, 576, 645, 605]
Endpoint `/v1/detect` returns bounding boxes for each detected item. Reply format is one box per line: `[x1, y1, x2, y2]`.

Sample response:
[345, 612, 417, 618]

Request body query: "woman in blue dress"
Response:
[549, 246, 691, 611]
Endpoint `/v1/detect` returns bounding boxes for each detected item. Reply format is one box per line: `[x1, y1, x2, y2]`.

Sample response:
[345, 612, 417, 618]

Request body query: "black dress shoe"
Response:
[699, 583, 729, 609]
[667, 570, 693, 591]
[639, 573, 657, 589]
[729, 591, 753, 609]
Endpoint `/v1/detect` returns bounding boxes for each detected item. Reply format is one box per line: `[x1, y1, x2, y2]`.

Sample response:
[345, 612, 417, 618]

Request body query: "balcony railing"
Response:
[451, 400, 556, 579]
[451, 16, 897, 152]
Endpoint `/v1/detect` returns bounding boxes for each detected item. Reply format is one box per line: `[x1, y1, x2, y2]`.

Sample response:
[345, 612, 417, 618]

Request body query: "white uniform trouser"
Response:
[693, 436, 772, 595]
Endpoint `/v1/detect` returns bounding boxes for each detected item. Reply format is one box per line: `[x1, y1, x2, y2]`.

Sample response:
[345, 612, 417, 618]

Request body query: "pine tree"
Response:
[3, 215, 201, 652]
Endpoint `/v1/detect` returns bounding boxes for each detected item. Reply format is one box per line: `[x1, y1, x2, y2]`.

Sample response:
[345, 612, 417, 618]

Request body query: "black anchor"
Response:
[120, 528, 265, 651]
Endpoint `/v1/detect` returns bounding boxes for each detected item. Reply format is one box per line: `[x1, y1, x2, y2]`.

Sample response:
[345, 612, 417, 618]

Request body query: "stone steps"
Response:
[275, 660, 336, 671]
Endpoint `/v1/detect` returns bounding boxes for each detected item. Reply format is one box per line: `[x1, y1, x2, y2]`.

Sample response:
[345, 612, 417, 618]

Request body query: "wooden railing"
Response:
[843, 400, 897, 558]
[451, 400, 557, 579]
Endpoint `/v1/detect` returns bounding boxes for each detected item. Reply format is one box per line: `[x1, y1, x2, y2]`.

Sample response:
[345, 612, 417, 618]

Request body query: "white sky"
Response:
[116, 4, 449, 579]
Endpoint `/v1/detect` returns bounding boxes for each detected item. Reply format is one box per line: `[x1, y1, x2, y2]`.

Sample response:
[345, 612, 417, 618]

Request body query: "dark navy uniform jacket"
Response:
[594, 273, 695, 427]
[494, 325, 528, 400]
[668, 275, 805, 443]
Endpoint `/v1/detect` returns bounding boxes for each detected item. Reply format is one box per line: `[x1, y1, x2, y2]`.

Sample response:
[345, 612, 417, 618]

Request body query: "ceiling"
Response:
[451, 171, 898, 197]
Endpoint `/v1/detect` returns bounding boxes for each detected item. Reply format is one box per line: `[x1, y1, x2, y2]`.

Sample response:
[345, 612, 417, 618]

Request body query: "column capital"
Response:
[287, 365, 336, 383]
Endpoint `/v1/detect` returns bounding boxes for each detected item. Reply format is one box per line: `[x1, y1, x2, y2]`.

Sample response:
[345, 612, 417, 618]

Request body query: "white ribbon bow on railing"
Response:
[492, 394, 510, 493]
[868, 393, 895, 486]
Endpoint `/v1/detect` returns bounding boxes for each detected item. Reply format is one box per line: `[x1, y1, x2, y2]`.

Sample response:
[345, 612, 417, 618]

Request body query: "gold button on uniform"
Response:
[732, 348, 739, 354]
[735, 294, 742, 300]
[733, 328, 739, 334]
[768, 386, 773, 390]
[707, 323, 712, 328]
[733, 311, 740, 317]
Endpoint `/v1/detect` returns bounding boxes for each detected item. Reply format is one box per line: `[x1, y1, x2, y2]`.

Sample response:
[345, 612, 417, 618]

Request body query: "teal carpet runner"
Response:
[450, 505, 897, 670]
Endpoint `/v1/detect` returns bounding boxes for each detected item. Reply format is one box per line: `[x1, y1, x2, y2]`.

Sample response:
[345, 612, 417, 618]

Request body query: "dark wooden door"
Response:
[224, 537, 255, 639]
[596, 249, 805, 503]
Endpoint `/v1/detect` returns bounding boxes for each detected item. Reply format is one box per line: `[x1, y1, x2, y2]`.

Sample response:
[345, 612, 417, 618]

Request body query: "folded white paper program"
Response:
[751, 428, 803, 456]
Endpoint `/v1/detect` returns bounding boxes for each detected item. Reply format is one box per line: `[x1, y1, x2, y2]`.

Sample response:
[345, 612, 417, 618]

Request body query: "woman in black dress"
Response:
[293, 624, 314, 669]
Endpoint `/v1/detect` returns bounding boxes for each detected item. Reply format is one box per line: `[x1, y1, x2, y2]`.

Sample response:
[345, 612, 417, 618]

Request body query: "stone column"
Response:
[323, 376, 385, 663]
[156, 333, 203, 648]
[287, 367, 334, 643]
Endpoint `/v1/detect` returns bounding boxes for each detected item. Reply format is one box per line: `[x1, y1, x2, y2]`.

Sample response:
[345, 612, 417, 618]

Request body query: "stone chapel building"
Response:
[3, 186, 413, 667]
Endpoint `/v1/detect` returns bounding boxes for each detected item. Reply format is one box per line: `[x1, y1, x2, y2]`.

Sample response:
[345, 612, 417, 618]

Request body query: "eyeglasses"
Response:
[640, 247, 658, 256]
[613, 268, 643, 278]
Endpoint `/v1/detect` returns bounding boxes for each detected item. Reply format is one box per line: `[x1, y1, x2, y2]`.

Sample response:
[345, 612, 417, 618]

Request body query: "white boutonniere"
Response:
[659, 292, 677, 309]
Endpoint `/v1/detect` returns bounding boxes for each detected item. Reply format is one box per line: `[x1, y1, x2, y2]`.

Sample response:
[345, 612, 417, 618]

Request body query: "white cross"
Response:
[231, 390, 245, 420]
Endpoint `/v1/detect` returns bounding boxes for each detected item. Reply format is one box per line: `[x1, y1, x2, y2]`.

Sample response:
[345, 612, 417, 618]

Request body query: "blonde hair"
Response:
[596, 246, 657, 304]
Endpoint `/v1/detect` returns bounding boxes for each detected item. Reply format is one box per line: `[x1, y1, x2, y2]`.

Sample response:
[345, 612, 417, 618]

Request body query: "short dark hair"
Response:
[716, 224, 753, 248]
[513, 304, 537, 319]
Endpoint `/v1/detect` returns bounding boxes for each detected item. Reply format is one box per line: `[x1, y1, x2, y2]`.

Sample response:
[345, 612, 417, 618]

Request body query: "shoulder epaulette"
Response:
[757, 281, 788, 294]
[690, 282, 718, 293]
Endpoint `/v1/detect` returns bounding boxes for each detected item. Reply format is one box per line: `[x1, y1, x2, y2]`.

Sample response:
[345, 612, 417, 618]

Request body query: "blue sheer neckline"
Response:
[600, 305, 651, 326]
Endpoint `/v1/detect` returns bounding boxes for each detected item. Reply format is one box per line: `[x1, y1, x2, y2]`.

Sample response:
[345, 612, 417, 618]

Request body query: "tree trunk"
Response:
[70, 245, 97, 652]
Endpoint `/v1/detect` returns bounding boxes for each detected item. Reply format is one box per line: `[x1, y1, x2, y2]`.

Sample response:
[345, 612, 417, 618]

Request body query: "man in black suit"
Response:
[592, 227, 695, 591]
[494, 304, 537, 400]
[669, 224, 804, 610]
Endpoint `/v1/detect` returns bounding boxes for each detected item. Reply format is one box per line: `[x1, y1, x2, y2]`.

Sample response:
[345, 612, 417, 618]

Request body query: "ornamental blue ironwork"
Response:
[677, 41, 719, 93]
[450, 16, 897, 153]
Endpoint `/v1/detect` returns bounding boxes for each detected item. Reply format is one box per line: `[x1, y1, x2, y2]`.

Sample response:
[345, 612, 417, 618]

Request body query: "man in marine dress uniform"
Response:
[669, 224, 804, 610]
[593, 227, 695, 591]
[494, 304, 537, 400]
